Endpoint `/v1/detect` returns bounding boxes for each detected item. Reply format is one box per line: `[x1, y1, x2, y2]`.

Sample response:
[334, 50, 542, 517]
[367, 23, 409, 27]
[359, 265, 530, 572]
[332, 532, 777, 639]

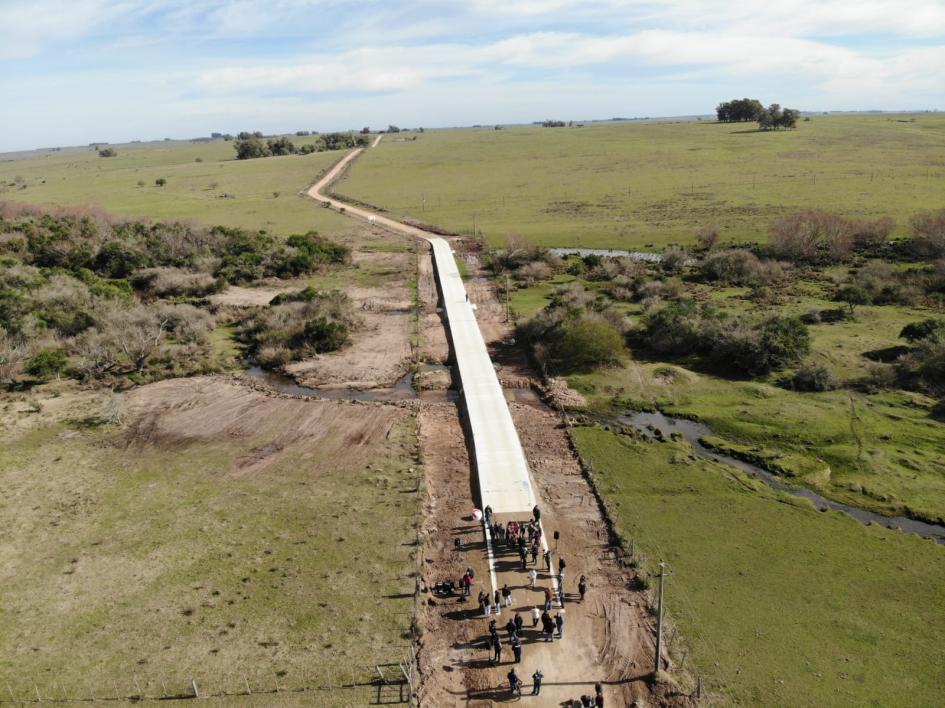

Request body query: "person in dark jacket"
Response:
[532, 505, 541, 523]
[531, 669, 544, 695]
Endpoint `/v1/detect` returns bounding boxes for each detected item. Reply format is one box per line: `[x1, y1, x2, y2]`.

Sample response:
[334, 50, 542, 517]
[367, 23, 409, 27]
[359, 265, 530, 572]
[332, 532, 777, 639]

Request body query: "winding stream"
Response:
[621, 411, 945, 544]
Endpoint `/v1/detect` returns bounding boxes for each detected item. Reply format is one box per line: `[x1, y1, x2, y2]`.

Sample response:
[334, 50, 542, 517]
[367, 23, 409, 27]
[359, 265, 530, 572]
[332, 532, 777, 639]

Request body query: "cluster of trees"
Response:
[540, 120, 567, 127]
[640, 300, 810, 376]
[239, 287, 354, 368]
[767, 210, 895, 262]
[716, 98, 799, 130]
[234, 132, 370, 159]
[0, 204, 351, 385]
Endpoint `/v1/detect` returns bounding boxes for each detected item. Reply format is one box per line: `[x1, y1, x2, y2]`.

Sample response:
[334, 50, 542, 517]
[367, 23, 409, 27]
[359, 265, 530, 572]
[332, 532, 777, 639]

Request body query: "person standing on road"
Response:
[508, 668, 522, 697]
[555, 612, 564, 639]
[514, 612, 524, 634]
[531, 669, 544, 696]
[502, 584, 512, 607]
[530, 542, 539, 565]
[494, 589, 502, 615]
[519, 546, 527, 570]
[528, 568, 537, 588]
[492, 633, 502, 664]
[512, 636, 522, 663]
[479, 591, 490, 616]
[541, 612, 555, 642]
[544, 549, 552, 573]
[543, 586, 553, 612]
[532, 505, 541, 523]
[531, 605, 540, 627]
[595, 682, 604, 706]
[578, 574, 587, 602]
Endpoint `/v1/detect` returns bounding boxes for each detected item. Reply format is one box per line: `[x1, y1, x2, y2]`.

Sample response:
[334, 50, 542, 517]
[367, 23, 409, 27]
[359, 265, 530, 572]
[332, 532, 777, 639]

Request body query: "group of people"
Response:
[470, 504, 600, 700]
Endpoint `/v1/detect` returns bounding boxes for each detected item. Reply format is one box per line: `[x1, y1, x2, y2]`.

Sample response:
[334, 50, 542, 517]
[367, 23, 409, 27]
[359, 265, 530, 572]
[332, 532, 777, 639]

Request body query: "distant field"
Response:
[574, 427, 945, 707]
[0, 380, 419, 703]
[0, 137, 348, 235]
[337, 116, 945, 249]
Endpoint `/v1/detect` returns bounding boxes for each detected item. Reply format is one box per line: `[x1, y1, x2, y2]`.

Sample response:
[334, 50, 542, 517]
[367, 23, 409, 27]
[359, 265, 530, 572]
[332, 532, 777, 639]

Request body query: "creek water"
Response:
[244, 364, 542, 406]
[621, 411, 945, 544]
[549, 247, 663, 262]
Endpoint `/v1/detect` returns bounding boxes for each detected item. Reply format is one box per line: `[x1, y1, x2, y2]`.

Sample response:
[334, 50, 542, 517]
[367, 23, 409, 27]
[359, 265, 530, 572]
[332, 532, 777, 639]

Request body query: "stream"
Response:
[621, 411, 945, 544]
[244, 364, 543, 406]
[549, 247, 663, 262]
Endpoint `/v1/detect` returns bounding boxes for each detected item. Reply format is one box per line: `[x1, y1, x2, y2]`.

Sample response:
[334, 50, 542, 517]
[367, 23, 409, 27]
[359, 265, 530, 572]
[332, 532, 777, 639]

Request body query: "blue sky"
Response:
[2, 0, 944, 151]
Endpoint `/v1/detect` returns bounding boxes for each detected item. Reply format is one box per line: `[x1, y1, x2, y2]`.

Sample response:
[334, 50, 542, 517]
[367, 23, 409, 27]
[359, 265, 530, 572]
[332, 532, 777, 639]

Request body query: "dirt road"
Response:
[307, 145, 692, 706]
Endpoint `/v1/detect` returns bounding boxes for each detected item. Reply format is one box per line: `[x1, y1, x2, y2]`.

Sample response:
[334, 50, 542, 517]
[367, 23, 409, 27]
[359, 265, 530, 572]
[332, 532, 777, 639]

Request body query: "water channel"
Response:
[621, 410, 945, 544]
[244, 364, 543, 406]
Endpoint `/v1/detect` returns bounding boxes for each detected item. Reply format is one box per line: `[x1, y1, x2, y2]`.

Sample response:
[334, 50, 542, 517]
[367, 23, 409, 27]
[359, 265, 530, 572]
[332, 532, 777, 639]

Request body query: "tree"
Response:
[155, 178, 167, 186]
[266, 137, 296, 156]
[779, 108, 800, 129]
[234, 137, 270, 160]
[768, 210, 854, 262]
[97, 148, 117, 158]
[360, 126, 371, 134]
[387, 125, 401, 133]
[837, 284, 872, 316]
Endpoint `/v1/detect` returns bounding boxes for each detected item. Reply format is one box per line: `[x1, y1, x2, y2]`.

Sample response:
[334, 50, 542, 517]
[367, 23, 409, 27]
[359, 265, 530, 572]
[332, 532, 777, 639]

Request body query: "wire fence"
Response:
[1, 656, 417, 705]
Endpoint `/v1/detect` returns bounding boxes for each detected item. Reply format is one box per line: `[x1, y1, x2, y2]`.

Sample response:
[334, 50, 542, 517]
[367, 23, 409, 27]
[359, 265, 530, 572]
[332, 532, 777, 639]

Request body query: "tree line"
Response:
[716, 98, 800, 130]
[233, 131, 370, 160]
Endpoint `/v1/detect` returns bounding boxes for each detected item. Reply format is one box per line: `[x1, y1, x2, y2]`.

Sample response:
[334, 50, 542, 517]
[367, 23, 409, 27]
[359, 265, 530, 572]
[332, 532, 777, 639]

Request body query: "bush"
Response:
[909, 209, 945, 257]
[26, 348, 68, 379]
[700, 249, 769, 286]
[851, 216, 895, 247]
[97, 148, 116, 158]
[132, 268, 218, 297]
[517, 261, 553, 284]
[900, 318, 945, 343]
[298, 317, 348, 352]
[155, 178, 167, 187]
[234, 137, 271, 160]
[661, 246, 687, 274]
[768, 210, 854, 262]
[548, 317, 625, 372]
[695, 225, 719, 250]
[788, 363, 835, 392]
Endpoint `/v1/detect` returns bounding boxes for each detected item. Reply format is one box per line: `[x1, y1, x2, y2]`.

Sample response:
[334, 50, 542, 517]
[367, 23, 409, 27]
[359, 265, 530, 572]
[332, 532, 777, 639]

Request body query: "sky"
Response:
[1, 0, 944, 151]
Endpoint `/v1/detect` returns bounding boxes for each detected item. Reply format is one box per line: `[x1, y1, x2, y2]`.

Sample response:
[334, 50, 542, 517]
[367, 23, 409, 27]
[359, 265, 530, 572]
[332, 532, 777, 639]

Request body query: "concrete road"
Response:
[307, 144, 536, 514]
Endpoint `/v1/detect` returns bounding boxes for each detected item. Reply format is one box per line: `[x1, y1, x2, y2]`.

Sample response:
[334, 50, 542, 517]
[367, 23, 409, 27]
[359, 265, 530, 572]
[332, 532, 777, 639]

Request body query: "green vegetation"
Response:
[0, 204, 351, 385]
[239, 289, 354, 368]
[337, 115, 945, 248]
[573, 426, 945, 707]
[0, 385, 420, 703]
[0, 137, 349, 236]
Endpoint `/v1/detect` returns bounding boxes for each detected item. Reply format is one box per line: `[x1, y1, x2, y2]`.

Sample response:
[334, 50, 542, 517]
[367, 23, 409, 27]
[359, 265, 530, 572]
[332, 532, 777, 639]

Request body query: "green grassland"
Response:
[574, 427, 945, 707]
[0, 385, 419, 703]
[337, 115, 945, 249]
[0, 137, 349, 236]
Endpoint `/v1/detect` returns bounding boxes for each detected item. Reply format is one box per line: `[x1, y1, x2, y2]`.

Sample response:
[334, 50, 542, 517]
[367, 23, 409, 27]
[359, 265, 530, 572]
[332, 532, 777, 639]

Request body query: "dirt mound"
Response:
[124, 376, 407, 476]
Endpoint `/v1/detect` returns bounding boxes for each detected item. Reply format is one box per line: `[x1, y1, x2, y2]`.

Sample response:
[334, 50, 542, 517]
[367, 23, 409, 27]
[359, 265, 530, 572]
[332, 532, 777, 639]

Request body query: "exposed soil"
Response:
[207, 284, 295, 308]
[125, 376, 410, 476]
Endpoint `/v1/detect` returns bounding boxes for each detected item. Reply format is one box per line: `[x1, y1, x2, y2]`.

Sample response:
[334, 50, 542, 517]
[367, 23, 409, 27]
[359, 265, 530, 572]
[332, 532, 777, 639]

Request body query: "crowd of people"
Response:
[467, 504, 598, 702]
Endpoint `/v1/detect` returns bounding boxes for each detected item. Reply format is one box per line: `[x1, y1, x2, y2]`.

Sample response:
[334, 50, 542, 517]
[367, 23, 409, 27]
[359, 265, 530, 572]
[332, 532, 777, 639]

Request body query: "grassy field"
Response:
[573, 426, 945, 707]
[0, 381, 420, 704]
[337, 115, 945, 249]
[0, 137, 349, 236]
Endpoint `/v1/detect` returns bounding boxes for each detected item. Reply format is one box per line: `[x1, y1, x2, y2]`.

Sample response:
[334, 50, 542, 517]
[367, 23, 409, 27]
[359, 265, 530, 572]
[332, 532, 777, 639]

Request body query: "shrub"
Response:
[909, 209, 945, 257]
[768, 210, 854, 262]
[695, 225, 719, 249]
[700, 249, 765, 286]
[133, 268, 218, 297]
[517, 261, 553, 284]
[26, 348, 69, 379]
[788, 363, 835, 392]
[661, 246, 687, 274]
[97, 148, 116, 158]
[298, 317, 348, 352]
[851, 216, 895, 247]
[900, 318, 945, 343]
[234, 137, 271, 160]
[547, 317, 626, 373]
[155, 178, 167, 187]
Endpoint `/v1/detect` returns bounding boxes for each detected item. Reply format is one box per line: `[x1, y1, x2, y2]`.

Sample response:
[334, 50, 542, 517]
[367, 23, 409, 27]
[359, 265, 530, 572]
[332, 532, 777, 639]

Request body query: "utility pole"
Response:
[654, 562, 671, 676]
[505, 272, 511, 322]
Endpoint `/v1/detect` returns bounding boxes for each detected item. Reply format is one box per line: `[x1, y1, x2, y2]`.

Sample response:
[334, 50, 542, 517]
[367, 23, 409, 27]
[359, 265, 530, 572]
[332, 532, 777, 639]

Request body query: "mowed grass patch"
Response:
[573, 427, 945, 707]
[0, 381, 420, 701]
[571, 362, 945, 524]
[0, 139, 349, 235]
[338, 116, 945, 249]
